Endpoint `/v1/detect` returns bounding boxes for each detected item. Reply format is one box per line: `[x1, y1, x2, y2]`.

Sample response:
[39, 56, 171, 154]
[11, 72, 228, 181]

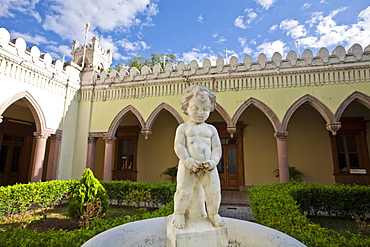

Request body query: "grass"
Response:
[0, 203, 147, 233]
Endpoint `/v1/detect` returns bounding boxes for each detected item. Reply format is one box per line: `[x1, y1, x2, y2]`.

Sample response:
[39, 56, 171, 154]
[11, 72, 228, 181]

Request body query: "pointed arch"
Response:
[232, 97, 281, 133]
[215, 103, 233, 127]
[0, 91, 47, 133]
[146, 102, 184, 130]
[282, 94, 335, 131]
[335, 91, 370, 121]
[107, 105, 146, 137]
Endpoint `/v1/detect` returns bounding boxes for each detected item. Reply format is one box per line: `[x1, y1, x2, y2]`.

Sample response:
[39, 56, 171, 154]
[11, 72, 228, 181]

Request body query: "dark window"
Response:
[331, 117, 369, 175]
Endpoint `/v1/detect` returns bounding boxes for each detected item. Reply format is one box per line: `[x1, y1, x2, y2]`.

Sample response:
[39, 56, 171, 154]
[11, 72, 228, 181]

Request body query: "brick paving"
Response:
[219, 191, 255, 221]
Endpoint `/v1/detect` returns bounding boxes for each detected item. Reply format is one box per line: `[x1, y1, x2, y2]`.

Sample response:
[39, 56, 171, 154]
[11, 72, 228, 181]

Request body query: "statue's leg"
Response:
[200, 169, 224, 227]
[173, 164, 197, 228]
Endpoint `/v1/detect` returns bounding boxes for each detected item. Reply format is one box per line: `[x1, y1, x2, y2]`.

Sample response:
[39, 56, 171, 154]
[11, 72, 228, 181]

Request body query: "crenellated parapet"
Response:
[80, 43, 370, 102]
[0, 27, 80, 98]
[71, 36, 113, 72]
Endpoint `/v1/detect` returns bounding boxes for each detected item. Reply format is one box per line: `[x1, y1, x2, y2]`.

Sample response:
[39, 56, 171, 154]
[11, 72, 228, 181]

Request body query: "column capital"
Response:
[34, 132, 51, 139]
[274, 131, 288, 140]
[227, 126, 237, 138]
[326, 122, 341, 136]
[55, 130, 63, 141]
[88, 136, 98, 143]
[103, 135, 116, 143]
[141, 128, 152, 139]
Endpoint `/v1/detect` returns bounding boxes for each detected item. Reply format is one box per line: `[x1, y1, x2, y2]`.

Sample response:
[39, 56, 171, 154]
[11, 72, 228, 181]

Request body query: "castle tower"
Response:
[71, 36, 113, 73]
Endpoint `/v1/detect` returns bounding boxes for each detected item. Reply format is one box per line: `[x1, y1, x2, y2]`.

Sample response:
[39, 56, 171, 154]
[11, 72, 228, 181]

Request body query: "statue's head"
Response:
[181, 85, 216, 115]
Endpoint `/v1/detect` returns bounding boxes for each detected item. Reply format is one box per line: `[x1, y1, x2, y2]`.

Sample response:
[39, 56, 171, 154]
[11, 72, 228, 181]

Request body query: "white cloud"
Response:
[238, 37, 253, 55]
[254, 0, 277, 10]
[302, 3, 311, 10]
[45, 44, 71, 60]
[234, 16, 247, 29]
[198, 14, 204, 23]
[269, 24, 278, 31]
[179, 46, 218, 65]
[256, 40, 288, 58]
[0, 0, 40, 18]
[117, 38, 150, 52]
[280, 19, 307, 39]
[9, 31, 51, 45]
[299, 6, 370, 49]
[234, 9, 258, 29]
[40, 0, 159, 42]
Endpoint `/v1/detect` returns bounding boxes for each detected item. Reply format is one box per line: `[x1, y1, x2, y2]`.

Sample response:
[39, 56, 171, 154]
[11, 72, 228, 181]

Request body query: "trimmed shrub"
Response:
[67, 169, 108, 220]
[249, 183, 370, 247]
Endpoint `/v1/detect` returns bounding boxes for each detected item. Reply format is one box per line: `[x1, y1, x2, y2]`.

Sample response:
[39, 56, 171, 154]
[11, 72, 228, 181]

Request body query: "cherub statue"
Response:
[172, 84, 224, 229]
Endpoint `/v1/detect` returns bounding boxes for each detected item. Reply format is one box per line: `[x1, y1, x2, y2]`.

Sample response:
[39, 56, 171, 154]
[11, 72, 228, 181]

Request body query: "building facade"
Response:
[1, 27, 370, 189]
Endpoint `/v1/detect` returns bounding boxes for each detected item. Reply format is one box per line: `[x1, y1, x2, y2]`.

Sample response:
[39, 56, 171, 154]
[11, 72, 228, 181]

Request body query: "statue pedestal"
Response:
[166, 215, 228, 247]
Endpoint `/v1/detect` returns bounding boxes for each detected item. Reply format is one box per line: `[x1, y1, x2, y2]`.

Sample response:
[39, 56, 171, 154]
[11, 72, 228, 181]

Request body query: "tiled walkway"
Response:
[219, 190, 254, 221]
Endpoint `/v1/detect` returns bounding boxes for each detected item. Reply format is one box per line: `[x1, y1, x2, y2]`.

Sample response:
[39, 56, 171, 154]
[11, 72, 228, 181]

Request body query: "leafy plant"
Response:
[275, 166, 303, 182]
[161, 165, 178, 183]
[67, 169, 108, 220]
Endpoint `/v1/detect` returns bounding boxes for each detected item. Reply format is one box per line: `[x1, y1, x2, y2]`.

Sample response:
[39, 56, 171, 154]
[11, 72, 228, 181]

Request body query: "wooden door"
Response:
[0, 138, 23, 185]
[212, 122, 245, 190]
[217, 143, 241, 190]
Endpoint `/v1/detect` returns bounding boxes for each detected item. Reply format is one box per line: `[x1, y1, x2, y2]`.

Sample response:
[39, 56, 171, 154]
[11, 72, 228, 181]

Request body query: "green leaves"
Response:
[249, 183, 370, 246]
[67, 169, 108, 220]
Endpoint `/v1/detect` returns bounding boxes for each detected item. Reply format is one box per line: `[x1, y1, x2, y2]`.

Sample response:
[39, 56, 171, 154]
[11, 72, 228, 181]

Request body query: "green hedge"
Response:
[289, 183, 370, 218]
[0, 180, 76, 219]
[100, 180, 176, 206]
[0, 180, 175, 247]
[249, 183, 370, 247]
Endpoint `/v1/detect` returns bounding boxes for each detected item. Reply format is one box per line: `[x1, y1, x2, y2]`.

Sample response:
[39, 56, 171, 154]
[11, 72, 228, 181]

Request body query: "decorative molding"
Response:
[88, 136, 98, 143]
[33, 132, 51, 139]
[326, 122, 342, 136]
[103, 135, 116, 143]
[274, 132, 288, 140]
[141, 128, 152, 140]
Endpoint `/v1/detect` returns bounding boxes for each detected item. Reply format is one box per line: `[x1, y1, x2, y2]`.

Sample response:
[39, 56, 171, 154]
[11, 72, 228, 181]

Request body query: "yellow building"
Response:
[1, 27, 369, 189]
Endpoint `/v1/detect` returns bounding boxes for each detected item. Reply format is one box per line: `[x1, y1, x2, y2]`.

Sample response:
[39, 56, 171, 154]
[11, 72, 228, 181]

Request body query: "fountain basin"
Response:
[82, 217, 306, 247]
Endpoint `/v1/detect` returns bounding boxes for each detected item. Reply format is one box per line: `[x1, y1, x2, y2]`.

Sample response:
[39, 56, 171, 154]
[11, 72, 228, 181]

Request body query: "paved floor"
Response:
[219, 190, 254, 221]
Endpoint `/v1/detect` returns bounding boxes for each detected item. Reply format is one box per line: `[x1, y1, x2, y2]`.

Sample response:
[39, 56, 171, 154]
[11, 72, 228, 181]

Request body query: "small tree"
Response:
[67, 169, 108, 220]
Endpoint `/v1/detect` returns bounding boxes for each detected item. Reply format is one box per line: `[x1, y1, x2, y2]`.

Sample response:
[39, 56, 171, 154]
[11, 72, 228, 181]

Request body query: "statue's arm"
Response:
[209, 125, 222, 170]
[174, 125, 198, 172]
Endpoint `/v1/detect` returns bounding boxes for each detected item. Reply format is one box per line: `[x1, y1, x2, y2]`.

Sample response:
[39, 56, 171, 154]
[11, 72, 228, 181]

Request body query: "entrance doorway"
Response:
[0, 118, 34, 185]
[212, 122, 245, 190]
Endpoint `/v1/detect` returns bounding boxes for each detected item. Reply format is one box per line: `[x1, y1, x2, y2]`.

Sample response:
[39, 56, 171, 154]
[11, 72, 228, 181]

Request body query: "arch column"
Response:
[46, 130, 62, 181]
[103, 135, 116, 181]
[274, 132, 290, 183]
[31, 132, 50, 182]
[86, 136, 98, 170]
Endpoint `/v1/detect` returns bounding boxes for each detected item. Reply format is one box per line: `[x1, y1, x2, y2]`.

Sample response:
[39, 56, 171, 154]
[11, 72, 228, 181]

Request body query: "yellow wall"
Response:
[241, 108, 279, 186]
[287, 104, 334, 185]
[137, 111, 178, 182]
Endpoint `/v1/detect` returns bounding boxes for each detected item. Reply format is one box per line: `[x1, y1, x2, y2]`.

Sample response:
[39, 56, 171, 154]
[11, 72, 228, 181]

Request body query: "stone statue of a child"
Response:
[172, 84, 224, 229]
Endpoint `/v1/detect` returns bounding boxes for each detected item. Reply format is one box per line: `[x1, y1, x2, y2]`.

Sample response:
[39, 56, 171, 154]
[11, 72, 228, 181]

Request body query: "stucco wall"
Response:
[287, 104, 334, 185]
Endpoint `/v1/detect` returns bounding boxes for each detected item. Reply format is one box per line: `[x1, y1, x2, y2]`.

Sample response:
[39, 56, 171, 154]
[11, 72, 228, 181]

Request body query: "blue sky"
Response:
[1, 0, 369, 66]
